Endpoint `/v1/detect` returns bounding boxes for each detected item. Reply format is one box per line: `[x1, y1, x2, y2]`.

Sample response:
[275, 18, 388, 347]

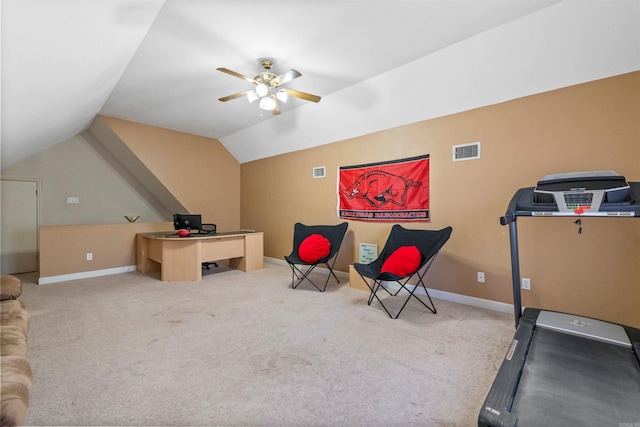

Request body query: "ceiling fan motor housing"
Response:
[256, 60, 277, 86]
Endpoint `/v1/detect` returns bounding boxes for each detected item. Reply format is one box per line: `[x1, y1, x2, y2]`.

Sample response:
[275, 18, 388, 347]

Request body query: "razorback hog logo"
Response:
[343, 169, 422, 207]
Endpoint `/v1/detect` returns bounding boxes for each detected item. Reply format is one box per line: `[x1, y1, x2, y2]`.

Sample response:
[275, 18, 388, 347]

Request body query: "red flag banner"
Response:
[338, 154, 430, 222]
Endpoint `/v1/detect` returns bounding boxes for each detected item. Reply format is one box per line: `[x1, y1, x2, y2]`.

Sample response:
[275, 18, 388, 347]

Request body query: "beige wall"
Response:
[3, 117, 241, 282]
[39, 222, 172, 279]
[1, 134, 166, 226]
[241, 72, 640, 328]
[100, 116, 241, 231]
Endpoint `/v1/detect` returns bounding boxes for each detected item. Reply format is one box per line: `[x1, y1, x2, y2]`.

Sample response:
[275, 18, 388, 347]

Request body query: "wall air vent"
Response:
[453, 142, 481, 161]
[312, 166, 326, 178]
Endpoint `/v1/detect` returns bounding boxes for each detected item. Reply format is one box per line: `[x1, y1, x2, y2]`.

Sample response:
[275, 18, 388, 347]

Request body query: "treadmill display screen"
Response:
[563, 192, 593, 210]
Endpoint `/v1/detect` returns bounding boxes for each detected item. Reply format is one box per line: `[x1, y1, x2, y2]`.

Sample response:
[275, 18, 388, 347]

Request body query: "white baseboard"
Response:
[267, 257, 512, 315]
[264, 257, 513, 314]
[38, 266, 137, 285]
[430, 288, 513, 315]
[265, 256, 350, 279]
[38, 257, 343, 285]
[38, 258, 513, 316]
[379, 281, 514, 315]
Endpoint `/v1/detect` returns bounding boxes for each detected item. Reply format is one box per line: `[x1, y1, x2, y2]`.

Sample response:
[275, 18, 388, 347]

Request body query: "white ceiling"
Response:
[1, 0, 639, 168]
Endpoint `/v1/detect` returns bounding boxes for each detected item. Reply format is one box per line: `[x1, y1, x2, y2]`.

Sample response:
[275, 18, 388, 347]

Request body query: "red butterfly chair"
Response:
[285, 222, 349, 292]
[354, 225, 452, 318]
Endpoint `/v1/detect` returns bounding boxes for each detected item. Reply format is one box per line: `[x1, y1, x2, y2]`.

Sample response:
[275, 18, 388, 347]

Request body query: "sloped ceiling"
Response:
[2, 0, 639, 169]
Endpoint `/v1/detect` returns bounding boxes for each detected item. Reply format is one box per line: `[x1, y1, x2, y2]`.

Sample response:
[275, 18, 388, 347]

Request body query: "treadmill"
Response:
[479, 171, 640, 426]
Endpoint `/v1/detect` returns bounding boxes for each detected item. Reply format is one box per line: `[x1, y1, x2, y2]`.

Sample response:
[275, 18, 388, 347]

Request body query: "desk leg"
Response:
[229, 233, 263, 272]
[136, 234, 150, 273]
[160, 239, 202, 281]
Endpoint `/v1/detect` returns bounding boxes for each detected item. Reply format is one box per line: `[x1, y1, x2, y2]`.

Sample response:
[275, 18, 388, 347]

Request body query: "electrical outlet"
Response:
[86, 253, 93, 261]
[477, 272, 485, 283]
[67, 197, 79, 204]
[522, 277, 531, 290]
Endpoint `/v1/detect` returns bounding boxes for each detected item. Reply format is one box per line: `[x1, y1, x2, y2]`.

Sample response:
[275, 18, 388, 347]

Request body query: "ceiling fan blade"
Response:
[217, 68, 258, 85]
[218, 91, 250, 102]
[271, 69, 301, 88]
[284, 88, 321, 103]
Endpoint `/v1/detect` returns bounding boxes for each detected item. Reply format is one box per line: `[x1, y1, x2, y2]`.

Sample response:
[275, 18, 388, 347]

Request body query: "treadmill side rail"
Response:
[478, 315, 536, 427]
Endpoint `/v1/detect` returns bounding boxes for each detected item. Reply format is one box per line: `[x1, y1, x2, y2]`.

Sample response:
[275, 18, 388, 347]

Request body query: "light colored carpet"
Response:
[18, 262, 514, 426]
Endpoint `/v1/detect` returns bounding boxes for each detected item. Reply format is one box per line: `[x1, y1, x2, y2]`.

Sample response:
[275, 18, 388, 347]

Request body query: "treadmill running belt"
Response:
[511, 328, 640, 426]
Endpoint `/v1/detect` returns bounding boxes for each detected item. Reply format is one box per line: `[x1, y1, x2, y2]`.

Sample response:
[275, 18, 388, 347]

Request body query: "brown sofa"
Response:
[0, 275, 31, 427]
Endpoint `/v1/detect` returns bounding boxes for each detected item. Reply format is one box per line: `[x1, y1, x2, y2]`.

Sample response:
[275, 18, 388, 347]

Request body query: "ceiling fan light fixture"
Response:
[218, 59, 321, 113]
[255, 83, 269, 97]
[259, 96, 277, 111]
[276, 89, 288, 103]
[247, 90, 259, 103]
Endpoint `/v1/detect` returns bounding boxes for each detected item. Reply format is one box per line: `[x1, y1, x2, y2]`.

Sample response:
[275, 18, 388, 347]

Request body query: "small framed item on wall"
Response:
[359, 243, 378, 264]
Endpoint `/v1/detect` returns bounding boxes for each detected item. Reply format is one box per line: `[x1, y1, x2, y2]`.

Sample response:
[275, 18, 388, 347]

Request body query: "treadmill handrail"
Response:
[500, 187, 534, 225]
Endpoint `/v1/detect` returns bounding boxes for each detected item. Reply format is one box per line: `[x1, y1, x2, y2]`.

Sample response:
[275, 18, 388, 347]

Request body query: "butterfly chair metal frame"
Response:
[354, 225, 453, 319]
[285, 222, 349, 292]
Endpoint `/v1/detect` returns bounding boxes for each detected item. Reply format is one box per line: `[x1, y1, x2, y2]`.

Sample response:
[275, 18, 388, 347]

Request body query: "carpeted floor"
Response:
[18, 262, 514, 426]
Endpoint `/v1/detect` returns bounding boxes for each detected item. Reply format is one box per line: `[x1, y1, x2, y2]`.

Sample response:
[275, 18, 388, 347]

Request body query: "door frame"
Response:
[1, 176, 42, 272]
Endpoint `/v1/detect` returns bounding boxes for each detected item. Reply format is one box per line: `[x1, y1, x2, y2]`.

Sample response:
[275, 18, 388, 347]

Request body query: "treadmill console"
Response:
[533, 170, 630, 214]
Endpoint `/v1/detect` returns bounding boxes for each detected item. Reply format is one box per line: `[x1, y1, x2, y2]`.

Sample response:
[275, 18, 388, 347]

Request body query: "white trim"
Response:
[38, 265, 137, 285]
[1, 176, 42, 273]
[379, 281, 513, 315]
[267, 256, 512, 315]
[37, 257, 512, 315]
[265, 256, 288, 266]
[265, 256, 350, 280]
[428, 288, 513, 315]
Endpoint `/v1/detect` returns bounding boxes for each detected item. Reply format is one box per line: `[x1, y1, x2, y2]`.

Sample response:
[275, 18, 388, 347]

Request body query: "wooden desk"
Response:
[136, 231, 263, 281]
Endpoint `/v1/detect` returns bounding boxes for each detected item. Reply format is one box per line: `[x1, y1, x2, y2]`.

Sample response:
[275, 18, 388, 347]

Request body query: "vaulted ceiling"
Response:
[2, 1, 638, 168]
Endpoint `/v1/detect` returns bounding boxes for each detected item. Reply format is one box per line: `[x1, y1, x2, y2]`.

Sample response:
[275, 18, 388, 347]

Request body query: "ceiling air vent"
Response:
[312, 166, 326, 178]
[453, 142, 481, 161]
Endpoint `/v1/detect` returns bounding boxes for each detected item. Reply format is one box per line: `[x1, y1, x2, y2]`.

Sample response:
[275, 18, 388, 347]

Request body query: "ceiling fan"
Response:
[217, 59, 321, 115]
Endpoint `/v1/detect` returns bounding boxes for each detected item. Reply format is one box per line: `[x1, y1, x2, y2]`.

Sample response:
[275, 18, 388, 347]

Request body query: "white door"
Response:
[1, 179, 39, 274]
